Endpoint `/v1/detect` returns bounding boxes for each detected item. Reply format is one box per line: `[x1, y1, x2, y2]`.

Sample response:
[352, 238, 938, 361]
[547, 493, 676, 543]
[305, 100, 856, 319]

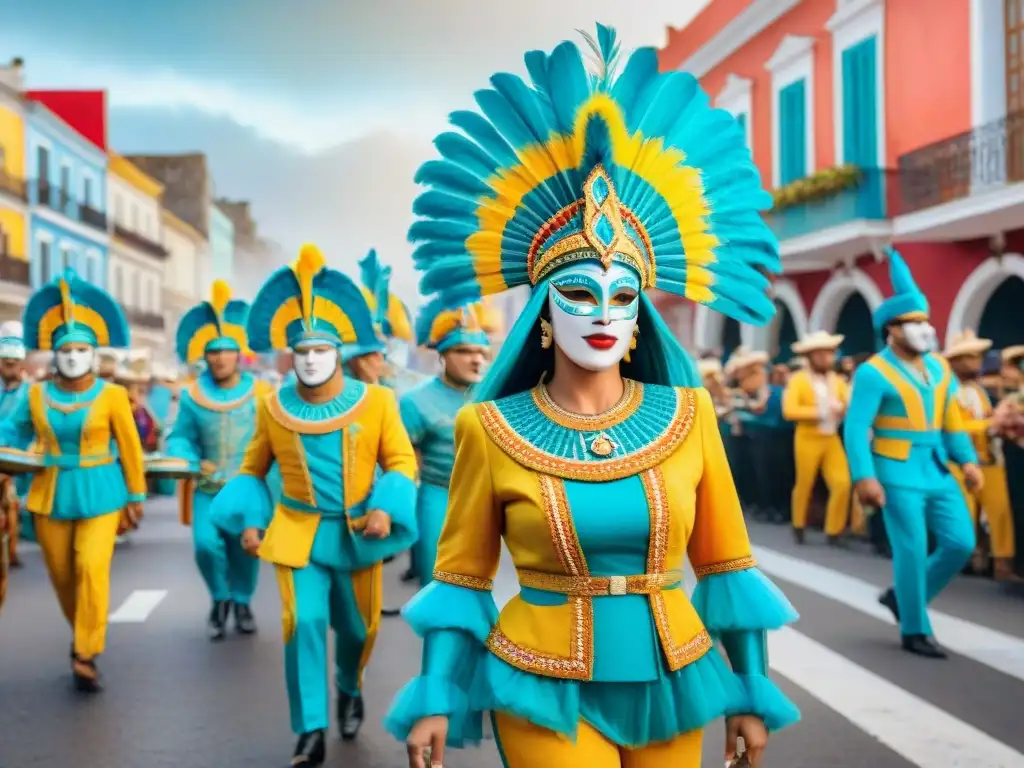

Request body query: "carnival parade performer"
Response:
[358, 248, 417, 391]
[845, 249, 981, 658]
[0, 268, 146, 692]
[211, 245, 418, 765]
[385, 25, 800, 768]
[403, 297, 492, 587]
[166, 280, 271, 640]
[942, 330, 1020, 582]
[783, 330, 852, 546]
[0, 320, 30, 566]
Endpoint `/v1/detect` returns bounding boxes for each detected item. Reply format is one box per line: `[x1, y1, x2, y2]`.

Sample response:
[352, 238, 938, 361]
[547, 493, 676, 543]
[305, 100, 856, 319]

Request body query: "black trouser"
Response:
[748, 428, 792, 519]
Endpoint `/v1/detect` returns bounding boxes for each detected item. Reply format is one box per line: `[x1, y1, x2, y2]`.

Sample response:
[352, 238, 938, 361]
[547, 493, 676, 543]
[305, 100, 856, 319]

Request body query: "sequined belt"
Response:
[516, 569, 683, 597]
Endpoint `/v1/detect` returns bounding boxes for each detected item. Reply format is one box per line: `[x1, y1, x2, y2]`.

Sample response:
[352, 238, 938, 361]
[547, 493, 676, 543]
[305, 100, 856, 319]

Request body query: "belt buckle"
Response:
[607, 575, 627, 596]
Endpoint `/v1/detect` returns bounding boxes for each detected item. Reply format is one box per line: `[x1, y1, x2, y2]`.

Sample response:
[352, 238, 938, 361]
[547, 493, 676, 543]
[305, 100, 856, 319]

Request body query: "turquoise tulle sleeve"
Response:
[383, 580, 499, 747]
[692, 567, 801, 731]
[368, 470, 417, 530]
[210, 473, 274, 536]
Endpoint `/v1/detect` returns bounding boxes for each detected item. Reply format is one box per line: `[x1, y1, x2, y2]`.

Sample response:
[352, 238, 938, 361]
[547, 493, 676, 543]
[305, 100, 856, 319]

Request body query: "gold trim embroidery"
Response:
[266, 390, 367, 435]
[517, 568, 683, 596]
[188, 380, 256, 413]
[693, 555, 757, 579]
[486, 474, 594, 680]
[433, 570, 493, 591]
[477, 387, 696, 481]
[641, 466, 713, 670]
[533, 379, 642, 431]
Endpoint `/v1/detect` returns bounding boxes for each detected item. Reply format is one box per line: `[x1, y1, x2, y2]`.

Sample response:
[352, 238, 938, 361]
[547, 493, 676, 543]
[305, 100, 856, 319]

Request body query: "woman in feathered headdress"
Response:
[0, 268, 145, 693]
[386, 25, 798, 768]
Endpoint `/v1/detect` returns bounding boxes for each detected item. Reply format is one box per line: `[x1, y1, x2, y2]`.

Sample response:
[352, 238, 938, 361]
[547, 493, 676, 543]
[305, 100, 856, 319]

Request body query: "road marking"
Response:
[771, 627, 1024, 767]
[754, 545, 1024, 683]
[108, 590, 167, 623]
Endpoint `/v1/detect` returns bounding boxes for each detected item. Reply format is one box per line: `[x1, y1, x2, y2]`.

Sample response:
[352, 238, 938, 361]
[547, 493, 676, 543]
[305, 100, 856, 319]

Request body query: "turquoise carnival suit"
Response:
[402, 296, 492, 586]
[384, 25, 799, 766]
[0, 324, 33, 541]
[166, 281, 267, 613]
[212, 246, 418, 751]
[844, 250, 976, 638]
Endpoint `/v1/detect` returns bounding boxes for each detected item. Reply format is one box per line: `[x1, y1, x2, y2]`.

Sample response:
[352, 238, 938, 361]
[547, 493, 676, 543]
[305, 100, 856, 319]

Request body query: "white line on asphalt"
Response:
[771, 627, 1024, 767]
[108, 590, 168, 623]
[754, 546, 1024, 683]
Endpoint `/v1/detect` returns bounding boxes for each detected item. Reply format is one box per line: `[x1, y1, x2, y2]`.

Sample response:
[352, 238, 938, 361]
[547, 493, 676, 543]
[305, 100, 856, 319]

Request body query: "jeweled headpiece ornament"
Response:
[409, 25, 779, 325]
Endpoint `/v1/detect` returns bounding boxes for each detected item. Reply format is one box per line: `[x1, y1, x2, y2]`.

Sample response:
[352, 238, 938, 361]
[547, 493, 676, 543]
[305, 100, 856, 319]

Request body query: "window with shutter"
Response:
[842, 36, 878, 168]
[779, 80, 807, 185]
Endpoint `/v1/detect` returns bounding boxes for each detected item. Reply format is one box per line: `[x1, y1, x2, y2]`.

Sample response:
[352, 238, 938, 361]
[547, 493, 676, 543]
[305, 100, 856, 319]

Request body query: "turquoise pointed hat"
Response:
[873, 248, 929, 330]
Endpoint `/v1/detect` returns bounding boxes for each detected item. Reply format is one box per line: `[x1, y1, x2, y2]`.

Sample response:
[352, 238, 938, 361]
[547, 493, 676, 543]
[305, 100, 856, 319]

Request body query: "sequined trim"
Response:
[433, 570, 493, 591]
[517, 568, 683, 596]
[693, 555, 757, 579]
[641, 466, 713, 670]
[266, 389, 367, 435]
[533, 379, 642, 431]
[477, 387, 696, 482]
[188, 380, 256, 413]
[486, 474, 594, 680]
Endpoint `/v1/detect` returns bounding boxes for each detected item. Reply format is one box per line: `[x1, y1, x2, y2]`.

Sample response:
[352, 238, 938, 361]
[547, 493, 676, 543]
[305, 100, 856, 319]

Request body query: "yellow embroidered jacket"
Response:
[782, 370, 850, 435]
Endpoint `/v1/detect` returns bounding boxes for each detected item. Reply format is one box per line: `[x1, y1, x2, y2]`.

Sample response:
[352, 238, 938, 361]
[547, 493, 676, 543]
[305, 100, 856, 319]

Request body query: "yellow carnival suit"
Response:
[782, 370, 852, 536]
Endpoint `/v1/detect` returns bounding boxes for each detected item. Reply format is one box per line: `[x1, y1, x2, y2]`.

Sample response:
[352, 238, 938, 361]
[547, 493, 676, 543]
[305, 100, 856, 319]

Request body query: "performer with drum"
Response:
[162, 280, 271, 640]
[0, 268, 146, 692]
[0, 320, 30, 567]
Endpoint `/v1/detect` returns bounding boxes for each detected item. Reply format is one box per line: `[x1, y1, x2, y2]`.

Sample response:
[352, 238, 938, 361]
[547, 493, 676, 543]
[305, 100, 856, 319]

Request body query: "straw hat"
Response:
[697, 359, 723, 379]
[115, 356, 151, 384]
[791, 330, 844, 356]
[942, 330, 992, 360]
[1003, 345, 1024, 363]
[724, 346, 769, 376]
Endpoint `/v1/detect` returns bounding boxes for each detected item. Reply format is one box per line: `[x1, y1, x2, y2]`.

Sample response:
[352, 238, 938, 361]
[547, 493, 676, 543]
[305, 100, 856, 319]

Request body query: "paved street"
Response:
[2, 498, 1023, 767]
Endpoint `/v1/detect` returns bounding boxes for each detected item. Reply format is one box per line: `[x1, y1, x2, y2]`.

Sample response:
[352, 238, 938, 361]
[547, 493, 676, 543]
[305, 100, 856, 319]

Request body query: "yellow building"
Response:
[0, 71, 28, 268]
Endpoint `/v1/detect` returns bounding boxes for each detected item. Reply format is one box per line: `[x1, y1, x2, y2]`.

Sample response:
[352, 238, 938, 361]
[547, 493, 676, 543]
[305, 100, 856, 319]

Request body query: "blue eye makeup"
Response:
[550, 268, 640, 320]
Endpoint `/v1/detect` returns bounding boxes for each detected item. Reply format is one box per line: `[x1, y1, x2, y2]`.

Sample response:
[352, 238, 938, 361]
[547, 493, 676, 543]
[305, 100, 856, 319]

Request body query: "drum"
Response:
[0, 447, 43, 476]
[144, 454, 200, 481]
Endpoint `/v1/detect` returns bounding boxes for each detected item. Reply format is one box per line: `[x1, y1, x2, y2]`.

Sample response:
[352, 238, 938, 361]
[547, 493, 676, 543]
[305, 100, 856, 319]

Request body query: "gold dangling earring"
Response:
[539, 317, 553, 349]
[624, 325, 639, 362]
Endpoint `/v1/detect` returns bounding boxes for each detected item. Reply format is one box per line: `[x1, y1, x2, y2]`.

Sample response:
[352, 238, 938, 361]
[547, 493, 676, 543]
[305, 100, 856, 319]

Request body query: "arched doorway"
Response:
[835, 293, 875, 357]
[979, 276, 1024, 350]
[771, 300, 798, 362]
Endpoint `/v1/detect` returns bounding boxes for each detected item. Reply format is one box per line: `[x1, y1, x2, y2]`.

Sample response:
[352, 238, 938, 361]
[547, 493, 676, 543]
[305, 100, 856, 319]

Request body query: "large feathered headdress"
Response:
[408, 24, 779, 325]
[358, 249, 413, 342]
[175, 280, 251, 364]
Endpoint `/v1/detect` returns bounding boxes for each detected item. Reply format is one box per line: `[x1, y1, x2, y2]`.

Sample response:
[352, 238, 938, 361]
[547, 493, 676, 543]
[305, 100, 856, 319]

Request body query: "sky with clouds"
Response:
[2, 0, 709, 304]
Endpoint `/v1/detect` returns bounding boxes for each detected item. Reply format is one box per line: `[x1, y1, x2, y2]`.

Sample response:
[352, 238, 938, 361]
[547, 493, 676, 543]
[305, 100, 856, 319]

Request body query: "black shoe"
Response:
[289, 729, 326, 766]
[901, 634, 947, 659]
[234, 602, 257, 635]
[878, 588, 900, 622]
[208, 600, 230, 641]
[826, 535, 847, 548]
[72, 656, 103, 693]
[399, 566, 417, 584]
[337, 692, 365, 741]
[381, 606, 402, 617]
[792, 527, 806, 545]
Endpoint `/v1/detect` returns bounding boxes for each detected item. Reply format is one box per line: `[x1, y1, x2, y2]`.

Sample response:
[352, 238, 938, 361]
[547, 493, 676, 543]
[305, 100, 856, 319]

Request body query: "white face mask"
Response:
[55, 346, 95, 380]
[902, 321, 936, 354]
[547, 261, 641, 372]
[293, 345, 339, 387]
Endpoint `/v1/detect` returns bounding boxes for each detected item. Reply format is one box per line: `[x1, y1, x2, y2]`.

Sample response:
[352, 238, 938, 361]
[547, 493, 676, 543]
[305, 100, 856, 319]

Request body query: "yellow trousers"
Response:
[791, 432, 851, 535]
[953, 465, 1016, 559]
[34, 511, 121, 659]
[492, 712, 703, 768]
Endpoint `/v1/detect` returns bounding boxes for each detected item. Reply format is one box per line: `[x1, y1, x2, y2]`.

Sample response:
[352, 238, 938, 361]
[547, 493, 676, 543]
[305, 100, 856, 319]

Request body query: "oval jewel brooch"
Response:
[588, 433, 616, 457]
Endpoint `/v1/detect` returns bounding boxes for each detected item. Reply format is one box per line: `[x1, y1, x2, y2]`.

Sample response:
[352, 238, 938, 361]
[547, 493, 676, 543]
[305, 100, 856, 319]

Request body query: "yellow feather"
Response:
[210, 279, 232, 317]
[292, 243, 325, 327]
[58, 276, 75, 327]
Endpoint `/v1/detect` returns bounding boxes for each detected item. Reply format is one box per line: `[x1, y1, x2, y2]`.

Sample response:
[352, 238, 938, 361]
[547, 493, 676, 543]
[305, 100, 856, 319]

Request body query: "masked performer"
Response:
[0, 321, 30, 566]
[845, 250, 980, 658]
[212, 245, 417, 765]
[385, 25, 800, 768]
[0, 268, 145, 691]
[358, 249, 416, 387]
[783, 331, 852, 546]
[403, 298, 492, 588]
[166, 280, 270, 639]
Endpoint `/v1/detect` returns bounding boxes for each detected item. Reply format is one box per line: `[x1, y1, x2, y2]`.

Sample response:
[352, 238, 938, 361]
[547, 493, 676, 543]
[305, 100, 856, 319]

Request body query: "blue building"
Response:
[24, 99, 109, 290]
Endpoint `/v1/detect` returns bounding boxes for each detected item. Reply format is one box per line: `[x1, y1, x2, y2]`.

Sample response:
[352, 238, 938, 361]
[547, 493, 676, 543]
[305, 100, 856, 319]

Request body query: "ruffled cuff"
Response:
[729, 674, 801, 732]
[368, 471, 417, 531]
[210, 474, 273, 536]
[126, 492, 147, 503]
[691, 567, 798, 633]
[384, 581, 498, 748]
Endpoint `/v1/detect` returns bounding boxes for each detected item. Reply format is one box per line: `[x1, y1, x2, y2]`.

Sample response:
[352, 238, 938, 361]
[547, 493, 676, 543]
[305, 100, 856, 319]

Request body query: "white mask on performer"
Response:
[55, 346, 95, 380]
[902, 321, 936, 355]
[293, 345, 339, 387]
[547, 261, 640, 372]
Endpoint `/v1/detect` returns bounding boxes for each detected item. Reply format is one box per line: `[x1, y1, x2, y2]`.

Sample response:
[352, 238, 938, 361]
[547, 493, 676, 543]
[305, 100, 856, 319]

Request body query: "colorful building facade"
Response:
[0, 61, 30, 320]
[162, 207, 207, 349]
[208, 202, 234, 284]
[659, 0, 1024, 360]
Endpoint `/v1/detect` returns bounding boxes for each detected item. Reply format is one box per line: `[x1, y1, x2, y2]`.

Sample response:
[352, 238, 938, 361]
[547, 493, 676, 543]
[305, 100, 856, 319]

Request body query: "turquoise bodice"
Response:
[399, 377, 470, 488]
[166, 372, 260, 493]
